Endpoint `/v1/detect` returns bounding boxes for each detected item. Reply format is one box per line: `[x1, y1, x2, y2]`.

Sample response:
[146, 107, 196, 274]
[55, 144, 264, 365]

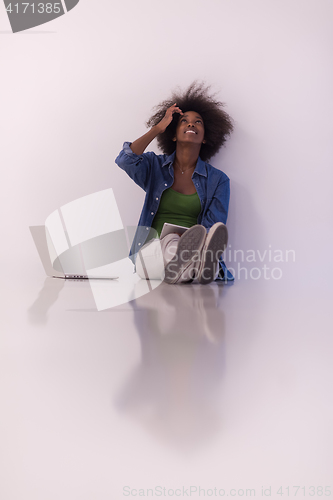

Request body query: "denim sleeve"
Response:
[204, 178, 230, 227]
[211, 178, 233, 281]
[115, 142, 155, 192]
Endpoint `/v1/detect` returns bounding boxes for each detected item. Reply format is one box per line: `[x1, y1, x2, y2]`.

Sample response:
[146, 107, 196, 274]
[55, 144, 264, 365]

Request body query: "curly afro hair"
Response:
[146, 82, 234, 162]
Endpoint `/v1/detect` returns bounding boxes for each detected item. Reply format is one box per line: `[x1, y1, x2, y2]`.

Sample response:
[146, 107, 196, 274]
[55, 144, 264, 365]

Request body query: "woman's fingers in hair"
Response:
[156, 104, 183, 133]
[164, 105, 182, 122]
[170, 103, 183, 115]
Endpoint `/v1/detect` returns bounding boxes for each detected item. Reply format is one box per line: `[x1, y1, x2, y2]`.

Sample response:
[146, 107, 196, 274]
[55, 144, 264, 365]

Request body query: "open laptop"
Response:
[160, 222, 189, 240]
[30, 226, 119, 280]
[29, 188, 135, 280]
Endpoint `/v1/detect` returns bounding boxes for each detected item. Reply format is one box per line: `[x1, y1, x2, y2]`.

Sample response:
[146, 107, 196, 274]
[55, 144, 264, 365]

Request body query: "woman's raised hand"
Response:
[129, 104, 183, 155]
[156, 103, 183, 133]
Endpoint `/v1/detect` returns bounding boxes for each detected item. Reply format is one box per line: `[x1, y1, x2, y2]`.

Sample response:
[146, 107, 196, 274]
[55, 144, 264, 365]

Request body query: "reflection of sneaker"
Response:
[197, 223, 228, 285]
[164, 225, 206, 284]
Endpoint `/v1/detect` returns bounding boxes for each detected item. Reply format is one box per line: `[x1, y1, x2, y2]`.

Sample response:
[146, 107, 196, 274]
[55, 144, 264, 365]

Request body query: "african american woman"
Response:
[115, 82, 234, 285]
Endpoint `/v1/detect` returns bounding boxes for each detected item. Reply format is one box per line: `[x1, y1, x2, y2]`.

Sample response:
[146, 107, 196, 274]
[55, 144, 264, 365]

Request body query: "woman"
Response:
[115, 82, 234, 284]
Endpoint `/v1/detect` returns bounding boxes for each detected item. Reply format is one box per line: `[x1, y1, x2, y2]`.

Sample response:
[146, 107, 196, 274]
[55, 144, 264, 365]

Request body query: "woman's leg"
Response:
[163, 225, 207, 284]
[197, 223, 228, 284]
[135, 234, 180, 280]
[136, 227, 222, 283]
[164, 224, 225, 284]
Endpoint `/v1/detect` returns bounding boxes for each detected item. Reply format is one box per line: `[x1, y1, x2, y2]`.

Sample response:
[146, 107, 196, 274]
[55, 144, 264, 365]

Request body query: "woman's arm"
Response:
[129, 125, 162, 155]
[201, 177, 230, 228]
[130, 103, 183, 155]
[115, 104, 183, 191]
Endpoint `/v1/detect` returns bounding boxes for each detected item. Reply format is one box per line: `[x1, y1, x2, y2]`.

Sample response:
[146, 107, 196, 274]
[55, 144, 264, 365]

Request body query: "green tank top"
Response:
[151, 188, 201, 237]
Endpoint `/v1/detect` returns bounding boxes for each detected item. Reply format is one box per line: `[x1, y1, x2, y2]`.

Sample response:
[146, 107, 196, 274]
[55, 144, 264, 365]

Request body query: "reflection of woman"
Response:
[115, 82, 234, 284]
[115, 282, 226, 450]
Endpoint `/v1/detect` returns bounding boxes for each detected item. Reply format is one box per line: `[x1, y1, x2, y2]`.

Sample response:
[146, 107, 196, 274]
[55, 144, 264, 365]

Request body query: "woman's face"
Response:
[174, 111, 205, 145]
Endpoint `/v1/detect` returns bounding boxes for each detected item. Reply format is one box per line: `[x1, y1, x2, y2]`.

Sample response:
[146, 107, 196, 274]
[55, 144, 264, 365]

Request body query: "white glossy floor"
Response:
[1, 269, 332, 500]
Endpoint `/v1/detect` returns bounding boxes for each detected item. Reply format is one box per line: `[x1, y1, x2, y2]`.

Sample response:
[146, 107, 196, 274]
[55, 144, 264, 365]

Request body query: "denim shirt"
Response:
[115, 142, 234, 281]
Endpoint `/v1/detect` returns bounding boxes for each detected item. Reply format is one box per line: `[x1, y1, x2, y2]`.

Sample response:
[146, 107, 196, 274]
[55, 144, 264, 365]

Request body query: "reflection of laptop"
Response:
[30, 226, 118, 280]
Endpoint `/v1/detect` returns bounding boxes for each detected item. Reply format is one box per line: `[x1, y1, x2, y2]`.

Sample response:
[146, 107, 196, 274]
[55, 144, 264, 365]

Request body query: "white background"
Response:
[1, 2, 333, 499]
[1, 0, 333, 285]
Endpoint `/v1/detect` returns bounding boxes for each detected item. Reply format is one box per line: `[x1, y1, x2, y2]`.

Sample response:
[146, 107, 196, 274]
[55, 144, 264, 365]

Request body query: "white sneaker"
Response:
[197, 223, 228, 284]
[163, 225, 206, 284]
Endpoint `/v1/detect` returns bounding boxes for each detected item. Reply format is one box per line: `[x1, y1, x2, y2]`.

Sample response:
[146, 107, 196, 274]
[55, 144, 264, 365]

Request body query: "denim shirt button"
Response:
[151, 212, 154, 215]
[156, 197, 158, 200]
[165, 183, 167, 186]
[138, 243, 141, 246]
